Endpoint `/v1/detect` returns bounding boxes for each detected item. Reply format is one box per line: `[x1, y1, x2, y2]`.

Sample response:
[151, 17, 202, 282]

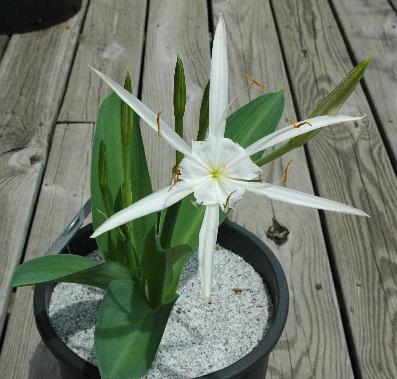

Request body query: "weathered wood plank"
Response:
[59, 0, 147, 122]
[382, 0, 397, 18]
[386, 0, 397, 15]
[271, 0, 397, 377]
[0, 123, 93, 379]
[0, 1, 88, 335]
[140, 0, 210, 189]
[329, 0, 397, 165]
[212, 1, 354, 377]
[0, 1, 148, 376]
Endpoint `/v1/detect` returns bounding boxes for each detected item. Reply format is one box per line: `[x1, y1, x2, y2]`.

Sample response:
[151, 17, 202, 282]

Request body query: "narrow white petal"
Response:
[245, 115, 364, 156]
[92, 68, 191, 156]
[91, 183, 193, 238]
[209, 14, 228, 138]
[198, 205, 220, 299]
[246, 182, 369, 217]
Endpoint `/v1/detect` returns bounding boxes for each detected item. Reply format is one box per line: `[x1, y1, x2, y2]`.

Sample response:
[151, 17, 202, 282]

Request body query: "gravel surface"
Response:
[49, 246, 272, 378]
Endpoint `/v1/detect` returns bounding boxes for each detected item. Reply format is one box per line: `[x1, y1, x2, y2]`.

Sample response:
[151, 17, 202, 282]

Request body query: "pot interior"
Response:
[34, 220, 288, 379]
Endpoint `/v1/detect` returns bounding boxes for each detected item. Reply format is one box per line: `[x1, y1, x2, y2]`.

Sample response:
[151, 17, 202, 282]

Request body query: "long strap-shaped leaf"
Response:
[256, 56, 371, 166]
[11, 254, 132, 289]
[95, 280, 177, 379]
[142, 226, 193, 307]
[91, 75, 155, 271]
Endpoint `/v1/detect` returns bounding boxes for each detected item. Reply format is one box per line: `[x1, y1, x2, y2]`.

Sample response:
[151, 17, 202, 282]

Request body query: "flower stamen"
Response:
[241, 72, 267, 90]
[168, 164, 182, 191]
[282, 159, 294, 184]
[224, 190, 237, 211]
[286, 117, 312, 129]
[156, 111, 162, 136]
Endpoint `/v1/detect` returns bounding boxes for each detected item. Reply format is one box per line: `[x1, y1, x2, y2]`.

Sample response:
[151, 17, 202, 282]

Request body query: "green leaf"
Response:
[92, 93, 124, 261]
[168, 91, 285, 249]
[256, 56, 371, 166]
[225, 90, 285, 161]
[111, 186, 141, 283]
[120, 75, 134, 232]
[97, 140, 128, 257]
[98, 140, 112, 211]
[121, 74, 133, 146]
[310, 57, 371, 117]
[11, 255, 132, 289]
[166, 197, 205, 249]
[127, 112, 155, 255]
[142, 226, 193, 307]
[160, 200, 182, 249]
[174, 55, 186, 165]
[197, 80, 210, 141]
[91, 76, 155, 266]
[95, 280, 177, 379]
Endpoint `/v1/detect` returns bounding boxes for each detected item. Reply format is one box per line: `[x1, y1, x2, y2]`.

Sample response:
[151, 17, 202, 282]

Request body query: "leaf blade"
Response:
[11, 255, 132, 289]
[91, 76, 155, 266]
[225, 90, 284, 160]
[95, 280, 177, 379]
[256, 57, 371, 166]
[310, 56, 371, 117]
[197, 81, 210, 141]
[142, 226, 193, 306]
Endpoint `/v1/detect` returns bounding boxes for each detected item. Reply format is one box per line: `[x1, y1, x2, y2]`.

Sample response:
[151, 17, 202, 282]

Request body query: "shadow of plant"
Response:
[50, 299, 101, 336]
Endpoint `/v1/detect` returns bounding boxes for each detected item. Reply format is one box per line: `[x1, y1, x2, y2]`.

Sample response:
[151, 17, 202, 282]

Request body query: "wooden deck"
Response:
[0, 1, 396, 378]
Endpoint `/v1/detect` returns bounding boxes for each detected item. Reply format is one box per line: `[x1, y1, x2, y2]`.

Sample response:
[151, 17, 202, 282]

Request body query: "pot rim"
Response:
[34, 220, 289, 379]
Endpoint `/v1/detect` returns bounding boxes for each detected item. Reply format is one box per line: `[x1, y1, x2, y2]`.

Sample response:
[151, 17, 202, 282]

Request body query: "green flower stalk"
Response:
[174, 55, 186, 165]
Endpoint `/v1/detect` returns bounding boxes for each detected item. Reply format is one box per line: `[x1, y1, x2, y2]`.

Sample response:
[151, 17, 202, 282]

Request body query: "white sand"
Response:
[49, 246, 272, 378]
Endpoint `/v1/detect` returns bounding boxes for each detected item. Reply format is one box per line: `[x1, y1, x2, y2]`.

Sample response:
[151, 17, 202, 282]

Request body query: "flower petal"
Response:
[245, 182, 369, 217]
[198, 205, 220, 299]
[92, 68, 192, 156]
[216, 138, 261, 180]
[91, 182, 193, 238]
[191, 176, 245, 207]
[245, 115, 364, 156]
[209, 14, 228, 138]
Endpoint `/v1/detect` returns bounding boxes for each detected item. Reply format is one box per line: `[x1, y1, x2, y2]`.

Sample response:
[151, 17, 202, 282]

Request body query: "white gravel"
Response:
[49, 246, 272, 378]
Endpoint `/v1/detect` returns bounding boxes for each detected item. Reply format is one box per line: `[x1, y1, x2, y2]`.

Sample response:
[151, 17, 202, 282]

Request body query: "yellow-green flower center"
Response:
[209, 166, 226, 180]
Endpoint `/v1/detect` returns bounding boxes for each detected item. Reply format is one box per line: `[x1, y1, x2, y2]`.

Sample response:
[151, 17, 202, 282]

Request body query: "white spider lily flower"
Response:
[91, 14, 368, 299]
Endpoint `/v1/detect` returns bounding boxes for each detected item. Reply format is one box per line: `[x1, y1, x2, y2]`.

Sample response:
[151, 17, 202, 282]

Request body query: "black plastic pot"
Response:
[34, 220, 289, 379]
[0, 0, 82, 34]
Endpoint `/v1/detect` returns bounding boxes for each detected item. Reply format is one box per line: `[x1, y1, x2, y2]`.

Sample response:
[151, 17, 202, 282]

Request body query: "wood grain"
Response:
[386, 0, 397, 16]
[59, 0, 147, 122]
[329, 0, 397, 165]
[1, 1, 396, 378]
[0, 123, 93, 379]
[0, 1, 88, 335]
[140, 0, 210, 189]
[212, 1, 354, 377]
[271, 0, 397, 377]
